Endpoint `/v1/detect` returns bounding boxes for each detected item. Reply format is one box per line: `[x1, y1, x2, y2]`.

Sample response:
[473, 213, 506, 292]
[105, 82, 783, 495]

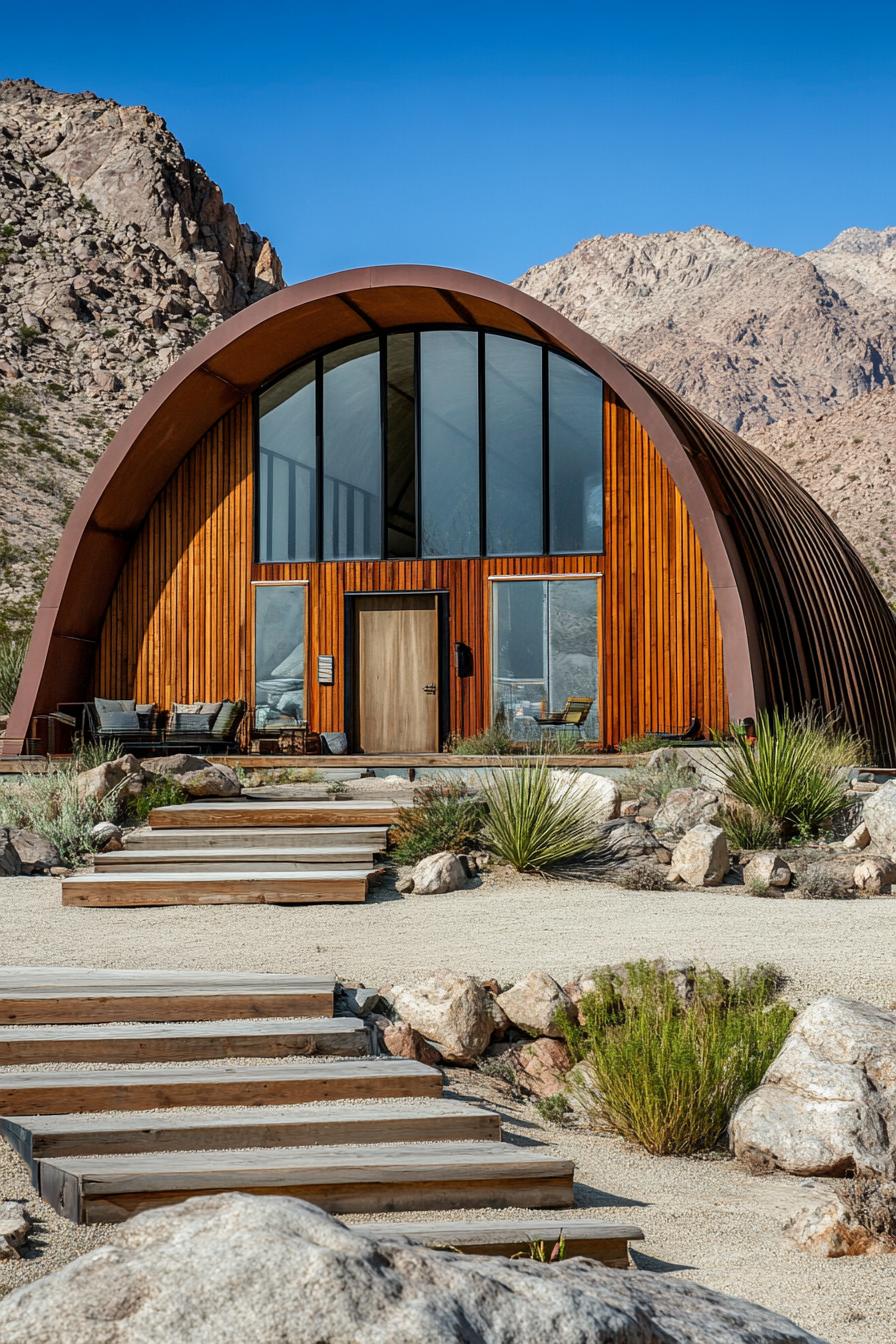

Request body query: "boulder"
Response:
[0, 1191, 820, 1343]
[743, 851, 792, 890]
[76, 753, 145, 805]
[0, 829, 22, 877]
[484, 993, 511, 1041]
[597, 817, 662, 864]
[863, 779, 896, 858]
[142, 754, 241, 798]
[670, 824, 729, 887]
[395, 877, 415, 894]
[843, 822, 870, 851]
[89, 821, 123, 853]
[652, 787, 720, 837]
[548, 770, 620, 824]
[853, 857, 896, 896]
[409, 851, 468, 895]
[496, 971, 574, 1039]
[564, 1058, 603, 1125]
[508, 1037, 573, 1098]
[731, 996, 896, 1177]
[380, 1021, 442, 1066]
[0, 1200, 32, 1260]
[10, 829, 61, 874]
[383, 970, 492, 1063]
[784, 1180, 896, 1258]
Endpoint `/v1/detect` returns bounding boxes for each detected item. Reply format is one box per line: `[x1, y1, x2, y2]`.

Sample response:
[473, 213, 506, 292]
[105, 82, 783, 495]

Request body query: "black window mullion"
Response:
[414, 329, 422, 560]
[542, 345, 550, 556]
[379, 334, 387, 561]
[315, 356, 323, 561]
[478, 330, 486, 557]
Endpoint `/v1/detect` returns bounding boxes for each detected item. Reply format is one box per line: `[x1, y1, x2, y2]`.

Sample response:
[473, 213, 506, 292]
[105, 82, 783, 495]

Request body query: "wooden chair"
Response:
[534, 695, 594, 738]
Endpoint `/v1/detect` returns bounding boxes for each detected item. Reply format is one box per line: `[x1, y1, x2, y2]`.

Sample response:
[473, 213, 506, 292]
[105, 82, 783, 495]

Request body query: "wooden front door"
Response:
[353, 595, 440, 752]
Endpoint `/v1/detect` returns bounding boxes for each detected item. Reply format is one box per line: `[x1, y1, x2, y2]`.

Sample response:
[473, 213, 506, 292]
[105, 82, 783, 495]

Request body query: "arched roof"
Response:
[7, 265, 896, 763]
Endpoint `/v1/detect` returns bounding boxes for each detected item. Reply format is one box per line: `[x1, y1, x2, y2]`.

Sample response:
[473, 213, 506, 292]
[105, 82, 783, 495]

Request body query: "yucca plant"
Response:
[713, 708, 851, 842]
[0, 634, 27, 715]
[481, 762, 600, 872]
[562, 960, 793, 1155]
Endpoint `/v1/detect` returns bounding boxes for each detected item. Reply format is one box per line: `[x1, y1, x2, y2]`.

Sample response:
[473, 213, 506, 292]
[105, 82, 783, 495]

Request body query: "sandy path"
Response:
[2, 873, 895, 1339]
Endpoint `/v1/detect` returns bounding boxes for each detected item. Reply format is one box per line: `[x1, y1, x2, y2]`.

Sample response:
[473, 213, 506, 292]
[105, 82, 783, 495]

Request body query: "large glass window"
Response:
[257, 364, 316, 562]
[549, 353, 603, 554]
[419, 329, 480, 557]
[491, 578, 598, 740]
[256, 329, 603, 562]
[253, 584, 306, 736]
[323, 338, 381, 559]
[485, 334, 543, 555]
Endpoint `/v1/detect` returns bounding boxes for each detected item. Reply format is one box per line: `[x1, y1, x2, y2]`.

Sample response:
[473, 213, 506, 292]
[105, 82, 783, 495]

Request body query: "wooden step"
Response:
[126, 825, 389, 852]
[36, 1141, 574, 1224]
[0, 967, 334, 1025]
[61, 869, 374, 907]
[0, 1059, 442, 1114]
[148, 800, 401, 830]
[2, 1100, 500, 1172]
[94, 846, 376, 873]
[355, 1218, 645, 1268]
[0, 1017, 368, 1065]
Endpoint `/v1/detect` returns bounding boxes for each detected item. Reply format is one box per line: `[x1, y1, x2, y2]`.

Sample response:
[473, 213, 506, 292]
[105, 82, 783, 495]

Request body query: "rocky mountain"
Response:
[0, 79, 283, 636]
[516, 225, 896, 433]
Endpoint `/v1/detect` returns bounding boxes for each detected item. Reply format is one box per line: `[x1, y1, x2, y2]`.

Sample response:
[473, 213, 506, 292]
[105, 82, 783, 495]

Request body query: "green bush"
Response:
[449, 720, 514, 756]
[0, 764, 119, 867]
[620, 758, 697, 803]
[618, 732, 663, 755]
[126, 776, 189, 825]
[482, 762, 600, 872]
[561, 960, 794, 1155]
[391, 778, 487, 864]
[713, 709, 852, 843]
[0, 634, 27, 714]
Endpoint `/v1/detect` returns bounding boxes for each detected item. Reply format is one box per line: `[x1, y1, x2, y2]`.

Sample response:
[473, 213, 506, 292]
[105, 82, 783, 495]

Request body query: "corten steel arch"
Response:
[7, 265, 896, 763]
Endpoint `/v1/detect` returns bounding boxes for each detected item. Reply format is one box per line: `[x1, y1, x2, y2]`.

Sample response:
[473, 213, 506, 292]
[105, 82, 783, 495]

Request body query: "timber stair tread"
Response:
[125, 825, 389, 851]
[148, 800, 402, 829]
[0, 1016, 368, 1065]
[95, 846, 377, 872]
[61, 869, 375, 907]
[0, 1059, 443, 1113]
[0, 968, 334, 1024]
[354, 1218, 645, 1266]
[1, 1100, 501, 1168]
[37, 1141, 575, 1223]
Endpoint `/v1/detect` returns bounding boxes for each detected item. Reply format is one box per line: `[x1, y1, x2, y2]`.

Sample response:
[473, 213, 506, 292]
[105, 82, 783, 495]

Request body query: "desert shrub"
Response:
[476, 1054, 516, 1086]
[391, 778, 486, 864]
[713, 709, 850, 842]
[0, 633, 27, 714]
[449, 720, 514, 756]
[0, 764, 119, 867]
[618, 732, 663, 755]
[620, 758, 697, 802]
[610, 860, 670, 891]
[560, 960, 794, 1155]
[482, 762, 601, 872]
[533, 1093, 571, 1125]
[838, 1177, 896, 1247]
[719, 804, 783, 851]
[799, 863, 854, 901]
[72, 735, 124, 770]
[523, 1233, 567, 1262]
[126, 776, 189, 825]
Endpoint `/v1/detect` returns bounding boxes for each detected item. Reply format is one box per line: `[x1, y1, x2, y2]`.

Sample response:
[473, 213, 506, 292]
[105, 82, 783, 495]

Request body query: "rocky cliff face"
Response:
[516, 225, 896, 433]
[0, 79, 282, 635]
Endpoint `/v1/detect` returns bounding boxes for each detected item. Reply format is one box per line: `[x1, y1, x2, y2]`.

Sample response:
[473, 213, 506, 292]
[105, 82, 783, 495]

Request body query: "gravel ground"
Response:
[2, 872, 896, 1339]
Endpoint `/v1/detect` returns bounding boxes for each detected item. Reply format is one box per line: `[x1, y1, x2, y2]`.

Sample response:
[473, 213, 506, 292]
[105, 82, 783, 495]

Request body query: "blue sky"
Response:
[4, 2, 894, 284]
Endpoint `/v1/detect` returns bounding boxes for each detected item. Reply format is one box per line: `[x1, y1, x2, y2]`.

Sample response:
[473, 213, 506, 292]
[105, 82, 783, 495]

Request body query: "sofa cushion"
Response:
[97, 710, 141, 733]
[211, 700, 244, 739]
[170, 712, 215, 735]
[95, 697, 136, 716]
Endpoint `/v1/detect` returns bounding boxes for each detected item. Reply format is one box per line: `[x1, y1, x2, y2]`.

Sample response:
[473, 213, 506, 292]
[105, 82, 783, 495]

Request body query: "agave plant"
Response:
[481, 761, 600, 872]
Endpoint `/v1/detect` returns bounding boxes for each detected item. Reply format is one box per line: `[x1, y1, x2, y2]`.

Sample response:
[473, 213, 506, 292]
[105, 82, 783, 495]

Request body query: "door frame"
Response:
[344, 589, 450, 753]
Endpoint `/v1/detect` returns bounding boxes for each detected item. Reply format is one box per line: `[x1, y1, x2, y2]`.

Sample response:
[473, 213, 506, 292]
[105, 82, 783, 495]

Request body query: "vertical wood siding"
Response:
[95, 389, 727, 745]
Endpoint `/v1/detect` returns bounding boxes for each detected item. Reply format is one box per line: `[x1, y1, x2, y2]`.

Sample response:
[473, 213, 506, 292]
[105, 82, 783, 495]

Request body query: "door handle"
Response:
[423, 684, 437, 695]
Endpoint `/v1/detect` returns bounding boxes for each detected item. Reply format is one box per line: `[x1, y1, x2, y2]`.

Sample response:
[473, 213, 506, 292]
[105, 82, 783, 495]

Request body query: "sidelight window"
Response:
[253, 583, 306, 735]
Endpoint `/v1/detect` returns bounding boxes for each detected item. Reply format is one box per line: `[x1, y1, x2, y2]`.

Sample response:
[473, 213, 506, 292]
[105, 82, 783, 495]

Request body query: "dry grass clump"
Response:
[838, 1177, 896, 1248]
[391, 778, 486, 864]
[0, 765, 119, 867]
[799, 863, 855, 900]
[620, 758, 697, 803]
[610, 860, 670, 891]
[561, 960, 794, 1155]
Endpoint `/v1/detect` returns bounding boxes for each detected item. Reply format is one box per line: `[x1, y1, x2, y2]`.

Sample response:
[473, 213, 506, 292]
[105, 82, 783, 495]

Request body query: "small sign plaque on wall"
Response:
[317, 655, 334, 685]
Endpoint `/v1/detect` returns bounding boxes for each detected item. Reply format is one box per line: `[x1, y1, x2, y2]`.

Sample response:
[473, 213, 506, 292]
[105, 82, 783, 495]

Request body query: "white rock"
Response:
[784, 1179, 896, 1258]
[853, 857, 896, 895]
[670, 824, 729, 887]
[142, 754, 240, 798]
[0, 1191, 819, 1342]
[731, 996, 896, 1177]
[497, 971, 575, 1039]
[76, 754, 145, 805]
[743, 851, 792, 889]
[652, 788, 720, 837]
[384, 969, 491, 1063]
[410, 851, 468, 895]
[89, 821, 123, 853]
[842, 822, 871, 851]
[863, 780, 896, 858]
[548, 770, 620, 824]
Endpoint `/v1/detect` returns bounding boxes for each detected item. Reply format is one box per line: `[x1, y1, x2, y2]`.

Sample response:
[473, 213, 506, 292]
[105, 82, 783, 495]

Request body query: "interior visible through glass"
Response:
[257, 363, 316, 562]
[485, 334, 543, 555]
[253, 584, 306, 737]
[385, 333, 416, 558]
[323, 339, 382, 559]
[419, 329, 480, 557]
[491, 578, 598, 740]
[549, 352, 604, 553]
